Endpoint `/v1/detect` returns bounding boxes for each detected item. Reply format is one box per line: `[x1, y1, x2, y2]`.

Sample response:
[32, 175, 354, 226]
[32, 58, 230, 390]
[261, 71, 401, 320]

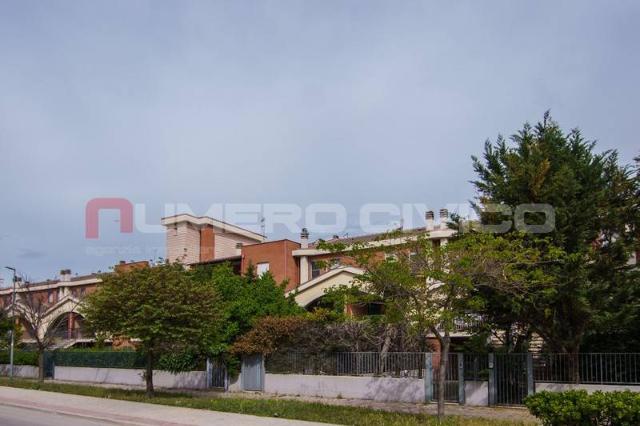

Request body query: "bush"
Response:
[0, 350, 38, 366]
[524, 390, 640, 426]
[157, 351, 205, 372]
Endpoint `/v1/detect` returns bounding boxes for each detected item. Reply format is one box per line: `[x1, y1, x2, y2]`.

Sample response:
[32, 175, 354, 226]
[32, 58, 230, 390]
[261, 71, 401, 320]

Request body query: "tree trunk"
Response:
[569, 344, 580, 384]
[380, 324, 393, 375]
[37, 350, 45, 382]
[145, 351, 154, 397]
[437, 333, 451, 422]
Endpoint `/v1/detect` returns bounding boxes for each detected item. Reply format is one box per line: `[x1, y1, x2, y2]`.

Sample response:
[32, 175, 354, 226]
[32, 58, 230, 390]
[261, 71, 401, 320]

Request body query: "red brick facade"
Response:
[241, 240, 301, 291]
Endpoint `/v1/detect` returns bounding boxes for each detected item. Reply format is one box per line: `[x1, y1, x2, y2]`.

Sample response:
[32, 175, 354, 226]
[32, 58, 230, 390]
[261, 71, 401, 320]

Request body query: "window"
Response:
[47, 290, 55, 304]
[311, 261, 322, 279]
[256, 262, 270, 276]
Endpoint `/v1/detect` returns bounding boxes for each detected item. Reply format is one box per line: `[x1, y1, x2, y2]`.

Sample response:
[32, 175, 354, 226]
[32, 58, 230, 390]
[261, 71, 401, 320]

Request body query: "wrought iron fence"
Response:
[463, 353, 490, 381]
[266, 352, 428, 378]
[533, 353, 640, 385]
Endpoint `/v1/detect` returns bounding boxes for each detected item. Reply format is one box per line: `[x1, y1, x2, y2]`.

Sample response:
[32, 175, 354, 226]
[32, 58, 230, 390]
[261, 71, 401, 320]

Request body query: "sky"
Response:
[1, 1, 639, 283]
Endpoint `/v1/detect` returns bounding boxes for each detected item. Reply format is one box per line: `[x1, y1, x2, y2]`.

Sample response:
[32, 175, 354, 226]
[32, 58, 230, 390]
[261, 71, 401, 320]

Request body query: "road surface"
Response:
[0, 404, 116, 426]
[0, 386, 329, 426]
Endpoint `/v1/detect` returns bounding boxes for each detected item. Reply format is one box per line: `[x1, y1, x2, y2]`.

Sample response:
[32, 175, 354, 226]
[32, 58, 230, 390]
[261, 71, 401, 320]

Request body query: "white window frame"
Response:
[256, 262, 270, 276]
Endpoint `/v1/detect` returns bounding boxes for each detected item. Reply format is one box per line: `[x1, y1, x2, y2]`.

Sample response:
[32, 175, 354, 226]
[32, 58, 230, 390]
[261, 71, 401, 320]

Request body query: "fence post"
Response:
[526, 353, 534, 397]
[458, 353, 465, 405]
[224, 362, 229, 392]
[424, 353, 433, 403]
[260, 353, 266, 391]
[488, 353, 495, 406]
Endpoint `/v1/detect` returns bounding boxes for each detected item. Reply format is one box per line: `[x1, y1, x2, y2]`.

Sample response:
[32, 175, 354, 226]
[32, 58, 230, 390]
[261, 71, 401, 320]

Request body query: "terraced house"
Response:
[1, 209, 462, 348]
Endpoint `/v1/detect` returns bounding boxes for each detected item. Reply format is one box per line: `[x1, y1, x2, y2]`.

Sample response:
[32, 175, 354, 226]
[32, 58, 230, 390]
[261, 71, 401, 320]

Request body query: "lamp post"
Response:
[5, 266, 16, 380]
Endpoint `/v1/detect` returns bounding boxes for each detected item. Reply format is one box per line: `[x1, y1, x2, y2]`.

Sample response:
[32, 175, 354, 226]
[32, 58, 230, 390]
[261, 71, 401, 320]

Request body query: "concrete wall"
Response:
[0, 364, 39, 379]
[536, 382, 640, 393]
[55, 366, 207, 389]
[464, 381, 488, 406]
[263, 373, 425, 403]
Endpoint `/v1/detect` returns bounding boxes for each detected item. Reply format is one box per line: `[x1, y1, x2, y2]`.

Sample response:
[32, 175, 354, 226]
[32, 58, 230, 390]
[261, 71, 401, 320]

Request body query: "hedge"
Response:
[525, 390, 640, 426]
[0, 351, 39, 366]
[53, 350, 204, 371]
[54, 350, 146, 369]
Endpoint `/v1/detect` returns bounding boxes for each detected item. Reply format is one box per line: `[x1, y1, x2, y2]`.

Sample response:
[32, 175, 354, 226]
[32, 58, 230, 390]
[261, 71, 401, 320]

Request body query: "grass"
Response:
[0, 378, 531, 426]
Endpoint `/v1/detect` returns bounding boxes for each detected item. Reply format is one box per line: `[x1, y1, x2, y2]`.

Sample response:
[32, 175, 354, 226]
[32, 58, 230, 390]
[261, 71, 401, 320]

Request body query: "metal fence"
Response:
[533, 353, 640, 385]
[463, 353, 489, 381]
[266, 352, 427, 378]
[54, 350, 146, 369]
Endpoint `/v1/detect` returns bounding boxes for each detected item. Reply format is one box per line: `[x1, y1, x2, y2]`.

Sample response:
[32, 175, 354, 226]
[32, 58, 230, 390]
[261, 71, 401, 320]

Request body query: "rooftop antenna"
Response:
[260, 215, 265, 236]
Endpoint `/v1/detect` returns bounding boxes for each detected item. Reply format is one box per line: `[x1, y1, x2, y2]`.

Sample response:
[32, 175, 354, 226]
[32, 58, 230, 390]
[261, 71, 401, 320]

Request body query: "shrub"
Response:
[157, 351, 205, 372]
[0, 350, 39, 366]
[524, 390, 640, 426]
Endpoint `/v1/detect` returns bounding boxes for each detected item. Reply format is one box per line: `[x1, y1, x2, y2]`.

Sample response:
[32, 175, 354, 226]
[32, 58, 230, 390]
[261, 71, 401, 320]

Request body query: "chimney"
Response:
[439, 208, 449, 229]
[425, 211, 435, 231]
[300, 228, 309, 249]
[59, 269, 71, 282]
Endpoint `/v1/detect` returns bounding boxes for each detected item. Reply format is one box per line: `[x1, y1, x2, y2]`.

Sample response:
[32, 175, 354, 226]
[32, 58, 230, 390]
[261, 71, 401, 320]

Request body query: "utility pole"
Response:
[5, 266, 16, 380]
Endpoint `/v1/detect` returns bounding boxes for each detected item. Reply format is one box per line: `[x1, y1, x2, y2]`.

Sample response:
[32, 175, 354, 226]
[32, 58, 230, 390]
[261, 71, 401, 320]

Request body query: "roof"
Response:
[161, 214, 265, 242]
[193, 255, 242, 266]
[309, 227, 429, 248]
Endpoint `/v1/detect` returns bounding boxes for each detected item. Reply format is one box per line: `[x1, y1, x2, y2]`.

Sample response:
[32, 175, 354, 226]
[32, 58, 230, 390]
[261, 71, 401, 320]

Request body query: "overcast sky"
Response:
[1, 1, 638, 283]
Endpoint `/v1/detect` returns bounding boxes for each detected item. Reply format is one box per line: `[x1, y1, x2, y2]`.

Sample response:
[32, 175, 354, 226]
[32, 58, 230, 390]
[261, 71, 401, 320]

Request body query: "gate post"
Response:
[206, 358, 212, 389]
[526, 353, 534, 397]
[260, 354, 265, 391]
[488, 353, 496, 406]
[424, 353, 433, 403]
[458, 353, 465, 405]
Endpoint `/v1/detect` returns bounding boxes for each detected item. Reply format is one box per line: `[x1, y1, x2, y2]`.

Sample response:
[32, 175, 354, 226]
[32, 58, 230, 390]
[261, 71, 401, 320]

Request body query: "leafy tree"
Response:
[471, 113, 640, 364]
[319, 231, 556, 420]
[82, 263, 222, 396]
[190, 263, 303, 358]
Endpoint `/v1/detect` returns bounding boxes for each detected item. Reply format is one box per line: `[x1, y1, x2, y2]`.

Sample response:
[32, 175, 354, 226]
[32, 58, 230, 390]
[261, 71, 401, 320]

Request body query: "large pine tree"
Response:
[471, 113, 640, 359]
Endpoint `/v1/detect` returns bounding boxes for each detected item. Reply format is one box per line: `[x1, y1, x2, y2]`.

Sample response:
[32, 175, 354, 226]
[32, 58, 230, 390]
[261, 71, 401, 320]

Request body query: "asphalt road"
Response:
[0, 404, 121, 426]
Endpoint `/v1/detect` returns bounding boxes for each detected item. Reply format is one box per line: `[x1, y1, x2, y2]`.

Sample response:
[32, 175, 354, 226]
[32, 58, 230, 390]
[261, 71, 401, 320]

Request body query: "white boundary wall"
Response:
[464, 381, 489, 406]
[54, 366, 207, 389]
[263, 373, 425, 403]
[0, 364, 38, 379]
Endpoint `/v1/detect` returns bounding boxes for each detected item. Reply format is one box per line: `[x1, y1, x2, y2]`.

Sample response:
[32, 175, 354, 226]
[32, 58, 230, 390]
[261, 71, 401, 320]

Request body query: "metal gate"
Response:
[431, 353, 461, 403]
[208, 359, 227, 389]
[490, 353, 532, 405]
[43, 351, 55, 379]
[241, 354, 264, 391]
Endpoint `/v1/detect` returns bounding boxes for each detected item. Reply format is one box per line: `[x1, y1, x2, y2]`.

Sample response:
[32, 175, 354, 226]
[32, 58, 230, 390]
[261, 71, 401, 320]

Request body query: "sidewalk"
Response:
[49, 379, 538, 423]
[0, 386, 328, 426]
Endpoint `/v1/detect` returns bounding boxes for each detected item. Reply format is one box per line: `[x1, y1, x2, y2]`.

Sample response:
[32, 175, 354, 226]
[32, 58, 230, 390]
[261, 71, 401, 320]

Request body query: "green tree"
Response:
[82, 263, 222, 396]
[471, 113, 640, 364]
[190, 263, 302, 359]
[319, 231, 556, 420]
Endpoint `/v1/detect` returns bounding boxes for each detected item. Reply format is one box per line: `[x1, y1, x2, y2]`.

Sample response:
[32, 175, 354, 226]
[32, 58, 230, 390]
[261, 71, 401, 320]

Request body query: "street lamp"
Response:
[5, 266, 16, 380]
